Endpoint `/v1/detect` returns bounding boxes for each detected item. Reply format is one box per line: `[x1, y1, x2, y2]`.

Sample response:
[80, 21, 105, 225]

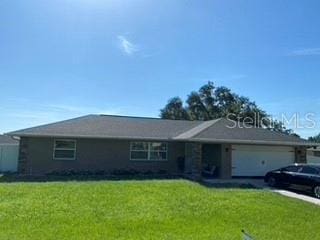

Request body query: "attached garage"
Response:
[232, 145, 295, 177]
[0, 135, 19, 173]
[307, 148, 320, 164]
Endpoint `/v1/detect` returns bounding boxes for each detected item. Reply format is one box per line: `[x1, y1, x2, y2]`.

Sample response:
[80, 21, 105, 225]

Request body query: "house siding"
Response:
[220, 144, 232, 179]
[18, 137, 185, 175]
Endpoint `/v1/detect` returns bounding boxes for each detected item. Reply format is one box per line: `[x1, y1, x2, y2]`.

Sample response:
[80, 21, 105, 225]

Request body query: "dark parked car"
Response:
[264, 164, 320, 198]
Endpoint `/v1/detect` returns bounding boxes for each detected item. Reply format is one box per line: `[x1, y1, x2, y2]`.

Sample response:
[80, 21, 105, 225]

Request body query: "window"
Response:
[301, 166, 319, 175]
[130, 142, 149, 160]
[130, 142, 167, 161]
[282, 166, 301, 173]
[53, 139, 76, 160]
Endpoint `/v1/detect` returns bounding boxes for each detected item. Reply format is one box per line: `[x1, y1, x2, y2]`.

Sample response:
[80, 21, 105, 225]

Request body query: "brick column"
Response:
[185, 142, 202, 180]
[17, 137, 29, 174]
[295, 146, 307, 164]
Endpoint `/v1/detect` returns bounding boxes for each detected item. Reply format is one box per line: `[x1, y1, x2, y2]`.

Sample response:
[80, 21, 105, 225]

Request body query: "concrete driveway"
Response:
[272, 189, 320, 205]
[203, 178, 320, 206]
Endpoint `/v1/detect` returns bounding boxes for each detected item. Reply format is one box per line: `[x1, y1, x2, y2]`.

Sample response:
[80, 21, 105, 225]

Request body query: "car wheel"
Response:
[313, 186, 320, 199]
[267, 176, 277, 187]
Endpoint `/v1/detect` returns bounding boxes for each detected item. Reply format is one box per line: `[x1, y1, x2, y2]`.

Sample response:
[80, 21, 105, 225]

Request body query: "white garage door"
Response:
[307, 155, 320, 164]
[0, 145, 19, 172]
[232, 145, 295, 177]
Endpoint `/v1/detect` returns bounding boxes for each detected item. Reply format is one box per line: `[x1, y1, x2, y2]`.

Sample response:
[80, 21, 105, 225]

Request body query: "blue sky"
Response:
[0, 0, 320, 138]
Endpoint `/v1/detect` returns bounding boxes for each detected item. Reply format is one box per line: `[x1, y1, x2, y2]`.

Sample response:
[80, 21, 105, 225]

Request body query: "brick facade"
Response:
[295, 146, 307, 163]
[185, 142, 202, 179]
[17, 137, 29, 174]
[16, 137, 185, 175]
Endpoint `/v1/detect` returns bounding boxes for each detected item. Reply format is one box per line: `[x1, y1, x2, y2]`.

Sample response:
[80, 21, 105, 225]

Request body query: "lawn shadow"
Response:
[0, 173, 184, 183]
[198, 176, 267, 189]
[0, 173, 264, 190]
[200, 180, 259, 189]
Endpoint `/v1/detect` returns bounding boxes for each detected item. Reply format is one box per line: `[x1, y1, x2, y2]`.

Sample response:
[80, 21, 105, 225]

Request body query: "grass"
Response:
[0, 180, 319, 240]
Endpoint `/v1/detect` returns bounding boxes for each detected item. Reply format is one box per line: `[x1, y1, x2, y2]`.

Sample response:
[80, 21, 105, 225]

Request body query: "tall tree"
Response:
[160, 81, 291, 133]
[214, 86, 235, 116]
[198, 82, 221, 118]
[308, 133, 320, 143]
[160, 97, 189, 120]
[186, 92, 210, 120]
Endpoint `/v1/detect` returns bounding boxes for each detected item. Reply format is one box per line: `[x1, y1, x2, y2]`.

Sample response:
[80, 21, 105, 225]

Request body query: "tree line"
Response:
[160, 82, 294, 135]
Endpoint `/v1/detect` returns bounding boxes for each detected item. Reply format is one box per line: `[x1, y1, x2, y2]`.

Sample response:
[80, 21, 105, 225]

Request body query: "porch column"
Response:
[295, 146, 307, 163]
[18, 137, 29, 174]
[185, 142, 202, 180]
[220, 144, 232, 179]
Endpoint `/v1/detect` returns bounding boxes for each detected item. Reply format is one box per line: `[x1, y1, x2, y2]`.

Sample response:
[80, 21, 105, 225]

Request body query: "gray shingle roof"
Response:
[174, 118, 312, 146]
[7, 114, 314, 146]
[0, 135, 19, 145]
[7, 115, 202, 140]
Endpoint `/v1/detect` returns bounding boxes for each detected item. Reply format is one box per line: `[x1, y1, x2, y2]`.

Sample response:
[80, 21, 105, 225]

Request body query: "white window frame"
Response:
[130, 142, 168, 161]
[53, 139, 76, 160]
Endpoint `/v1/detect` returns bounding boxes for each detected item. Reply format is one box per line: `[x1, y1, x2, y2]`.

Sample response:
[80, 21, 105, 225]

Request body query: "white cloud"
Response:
[117, 35, 139, 56]
[290, 48, 320, 56]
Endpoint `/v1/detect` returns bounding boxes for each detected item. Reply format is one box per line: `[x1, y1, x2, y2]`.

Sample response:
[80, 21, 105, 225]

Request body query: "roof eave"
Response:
[7, 133, 317, 147]
[6, 133, 175, 141]
[0, 143, 19, 146]
[180, 138, 317, 147]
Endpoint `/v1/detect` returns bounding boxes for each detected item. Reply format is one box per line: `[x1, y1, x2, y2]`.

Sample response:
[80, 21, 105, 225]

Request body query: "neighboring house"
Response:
[0, 135, 19, 172]
[307, 147, 320, 164]
[7, 115, 315, 178]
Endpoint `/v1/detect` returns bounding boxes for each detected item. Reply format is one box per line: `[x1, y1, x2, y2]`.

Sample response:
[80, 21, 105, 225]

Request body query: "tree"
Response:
[308, 133, 320, 143]
[214, 86, 235, 116]
[160, 81, 291, 134]
[159, 97, 189, 120]
[198, 83, 221, 118]
[186, 92, 209, 120]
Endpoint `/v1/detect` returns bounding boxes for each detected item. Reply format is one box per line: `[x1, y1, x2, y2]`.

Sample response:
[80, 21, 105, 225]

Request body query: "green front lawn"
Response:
[0, 180, 319, 240]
